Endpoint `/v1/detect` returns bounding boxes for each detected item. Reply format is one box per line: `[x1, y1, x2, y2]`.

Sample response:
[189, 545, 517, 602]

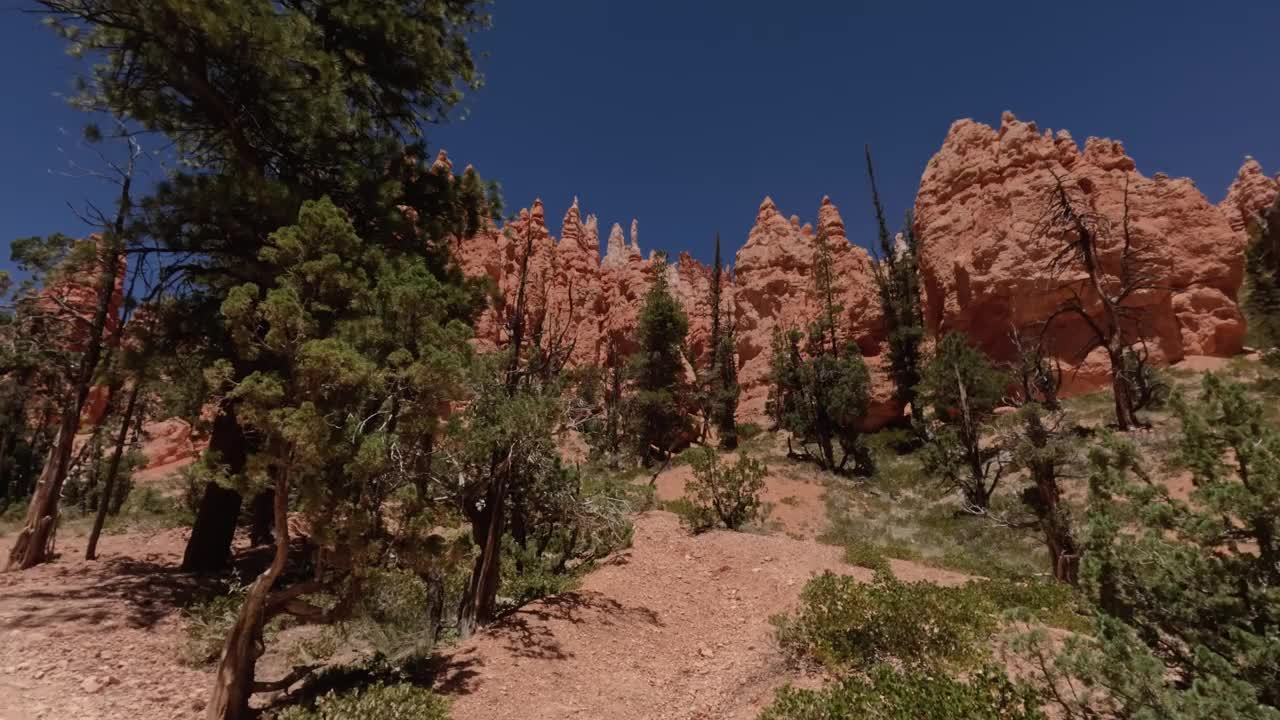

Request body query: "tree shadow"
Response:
[427, 590, 664, 697]
[0, 555, 211, 630]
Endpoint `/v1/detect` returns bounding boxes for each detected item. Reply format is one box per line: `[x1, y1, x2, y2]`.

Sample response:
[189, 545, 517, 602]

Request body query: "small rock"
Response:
[81, 676, 106, 694]
[698, 647, 714, 658]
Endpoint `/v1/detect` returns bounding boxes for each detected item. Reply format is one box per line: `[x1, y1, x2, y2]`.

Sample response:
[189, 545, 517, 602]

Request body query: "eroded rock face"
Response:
[914, 112, 1247, 391]
[457, 195, 895, 427]
[1220, 157, 1279, 236]
[453, 113, 1254, 427]
[733, 196, 893, 426]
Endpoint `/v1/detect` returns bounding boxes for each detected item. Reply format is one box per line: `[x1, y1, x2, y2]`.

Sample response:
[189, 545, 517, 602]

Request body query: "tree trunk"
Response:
[1107, 344, 1137, 431]
[183, 410, 248, 572]
[6, 175, 131, 570]
[205, 467, 289, 720]
[249, 490, 275, 547]
[457, 473, 507, 639]
[86, 382, 143, 561]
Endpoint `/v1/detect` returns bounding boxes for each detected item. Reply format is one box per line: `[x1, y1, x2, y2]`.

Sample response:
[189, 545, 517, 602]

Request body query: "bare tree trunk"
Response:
[183, 410, 248, 571]
[85, 381, 142, 561]
[6, 168, 132, 570]
[1107, 344, 1137, 431]
[457, 472, 507, 640]
[248, 490, 275, 546]
[205, 466, 289, 720]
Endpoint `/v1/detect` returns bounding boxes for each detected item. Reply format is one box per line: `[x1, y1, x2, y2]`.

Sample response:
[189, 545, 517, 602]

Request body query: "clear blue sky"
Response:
[2, 1, 1277, 271]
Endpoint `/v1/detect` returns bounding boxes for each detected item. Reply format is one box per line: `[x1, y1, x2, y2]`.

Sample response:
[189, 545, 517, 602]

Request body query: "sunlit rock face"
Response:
[913, 112, 1246, 393]
[453, 113, 1255, 424]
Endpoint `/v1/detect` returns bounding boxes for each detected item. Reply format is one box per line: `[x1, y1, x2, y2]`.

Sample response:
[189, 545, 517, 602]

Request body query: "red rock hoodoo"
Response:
[913, 112, 1249, 391]
[455, 112, 1259, 426]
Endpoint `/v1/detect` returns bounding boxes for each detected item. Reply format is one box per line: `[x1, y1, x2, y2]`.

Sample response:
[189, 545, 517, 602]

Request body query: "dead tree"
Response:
[1036, 174, 1162, 431]
[1006, 327, 1080, 583]
[7, 137, 139, 570]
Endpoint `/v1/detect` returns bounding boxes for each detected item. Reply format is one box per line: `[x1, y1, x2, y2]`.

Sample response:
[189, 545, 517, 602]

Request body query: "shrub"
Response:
[968, 578, 1087, 633]
[737, 422, 764, 441]
[682, 448, 766, 531]
[760, 665, 1044, 720]
[842, 541, 891, 573]
[774, 571, 996, 672]
[180, 582, 249, 666]
[271, 682, 449, 720]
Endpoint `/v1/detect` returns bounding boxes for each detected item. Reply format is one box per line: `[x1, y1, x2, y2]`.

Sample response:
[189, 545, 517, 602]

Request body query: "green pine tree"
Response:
[1022, 374, 1280, 718]
[865, 146, 925, 423]
[918, 332, 1008, 513]
[626, 253, 693, 465]
[1245, 193, 1280, 361]
[767, 229, 874, 475]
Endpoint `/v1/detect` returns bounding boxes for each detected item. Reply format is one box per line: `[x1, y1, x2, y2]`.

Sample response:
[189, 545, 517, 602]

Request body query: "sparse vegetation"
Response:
[678, 448, 767, 531]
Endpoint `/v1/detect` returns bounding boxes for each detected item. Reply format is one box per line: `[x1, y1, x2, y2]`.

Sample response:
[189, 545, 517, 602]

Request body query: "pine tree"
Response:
[767, 230, 874, 474]
[703, 234, 740, 449]
[626, 253, 693, 465]
[918, 333, 1008, 513]
[865, 146, 925, 423]
[203, 197, 478, 718]
[1245, 193, 1280, 361]
[31, 0, 498, 572]
[1023, 374, 1280, 717]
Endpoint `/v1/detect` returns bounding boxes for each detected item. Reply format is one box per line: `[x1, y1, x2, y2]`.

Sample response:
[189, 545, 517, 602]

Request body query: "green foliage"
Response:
[919, 333, 1009, 512]
[1021, 374, 1280, 718]
[701, 234, 740, 448]
[774, 571, 996, 673]
[866, 148, 926, 418]
[761, 665, 1045, 720]
[768, 327, 874, 475]
[680, 448, 766, 531]
[181, 582, 252, 667]
[843, 541, 892, 573]
[625, 256, 693, 463]
[766, 228, 876, 475]
[271, 682, 449, 720]
[1245, 194, 1280, 360]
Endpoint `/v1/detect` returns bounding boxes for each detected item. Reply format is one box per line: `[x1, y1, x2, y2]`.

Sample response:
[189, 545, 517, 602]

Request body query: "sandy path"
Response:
[438, 511, 969, 720]
[0, 529, 211, 720]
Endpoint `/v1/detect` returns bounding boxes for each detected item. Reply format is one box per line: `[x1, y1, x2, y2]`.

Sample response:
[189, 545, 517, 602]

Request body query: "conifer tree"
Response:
[703, 234, 740, 449]
[1245, 193, 1280, 361]
[31, 0, 498, 571]
[918, 332, 1008, 513]
[203, 197, 477, 718]
[865, 146, 925, 423]
[626, 253, 693, 465]
[1024, 374, 1280, 717]
[767, 229, 874, 474]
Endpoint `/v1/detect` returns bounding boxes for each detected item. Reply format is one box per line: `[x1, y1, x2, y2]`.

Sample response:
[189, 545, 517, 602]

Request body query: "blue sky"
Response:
[2, 1, 1277, 272]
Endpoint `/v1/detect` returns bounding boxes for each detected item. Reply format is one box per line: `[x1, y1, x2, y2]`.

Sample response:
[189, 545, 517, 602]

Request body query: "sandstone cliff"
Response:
[913, 111, 1247, 392]
[454, 112, 1258, 427]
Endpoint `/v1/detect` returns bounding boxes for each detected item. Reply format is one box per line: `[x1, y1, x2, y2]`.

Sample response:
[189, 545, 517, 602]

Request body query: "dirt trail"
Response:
[437, 511, 968, 720]
[0, 470, 969, 720]
[0, 529, 211, 720]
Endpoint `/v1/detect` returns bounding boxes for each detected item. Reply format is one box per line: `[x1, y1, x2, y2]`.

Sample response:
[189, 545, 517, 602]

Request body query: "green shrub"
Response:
[842, 541, 890, 573]
[774, 571, 996, 672]
[737, 422, 764, 441]
[760, 665, 1044, 720]
[681, 447, 766, 531]
[969, 578, 1087, 633]
[271, 682, 449, 720]
[180, 583, 249, 666]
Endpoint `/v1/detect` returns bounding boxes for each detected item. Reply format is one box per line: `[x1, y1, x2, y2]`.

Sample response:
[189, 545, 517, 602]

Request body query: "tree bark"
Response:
[248, 490, 275, 546]
[183, 410, 248, 572]
[205, 466, 289, 720]
[86, 381, 143, 561]
[457, 472, 507, 639]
